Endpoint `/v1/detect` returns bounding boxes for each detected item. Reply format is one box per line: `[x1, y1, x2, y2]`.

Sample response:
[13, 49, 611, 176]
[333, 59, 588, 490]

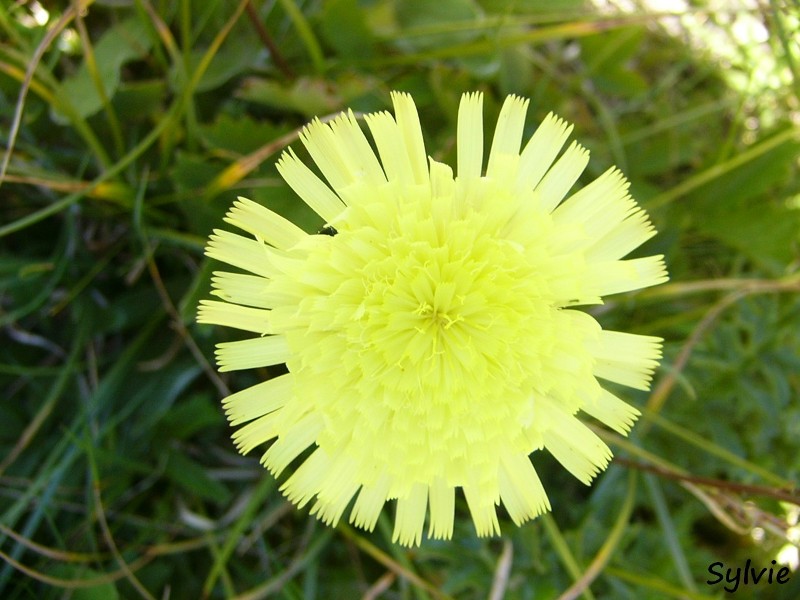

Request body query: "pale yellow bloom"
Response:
[198, 92, 668, 546]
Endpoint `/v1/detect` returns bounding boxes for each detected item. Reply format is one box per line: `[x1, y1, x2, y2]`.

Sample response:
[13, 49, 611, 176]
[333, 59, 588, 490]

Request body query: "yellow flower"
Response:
[198, 92, 668, 546]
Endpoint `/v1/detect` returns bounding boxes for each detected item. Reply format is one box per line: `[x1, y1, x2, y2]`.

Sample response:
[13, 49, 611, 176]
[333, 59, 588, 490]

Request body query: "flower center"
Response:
[278, 185, 563, 488]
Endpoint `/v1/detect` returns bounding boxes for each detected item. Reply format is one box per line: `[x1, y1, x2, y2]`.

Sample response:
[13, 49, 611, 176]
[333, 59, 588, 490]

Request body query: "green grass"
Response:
[1, 0, 799, 598]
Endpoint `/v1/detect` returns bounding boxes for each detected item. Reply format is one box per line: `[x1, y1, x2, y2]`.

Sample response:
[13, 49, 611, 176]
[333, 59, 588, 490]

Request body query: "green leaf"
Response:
[237, 75, 374, 118]
[46, 565, 119, 600]
[394, 0, 483, 51]
[581, 26, 645, 74]
[175, 25, 259, 93]
[199, 113, 286, 155]
[625, 129, 700, 177]
[172, 151, 226, 192]
[53, 17, 154, 122]
[164, 447, 232, 504]
[320, 0, 375, 59]
[478, 0, 585, 13]
[591, 67, 649, 97]
[157, 393, 223, 440]
[688, 133, 800, 268]
[113, 79, 168, 121]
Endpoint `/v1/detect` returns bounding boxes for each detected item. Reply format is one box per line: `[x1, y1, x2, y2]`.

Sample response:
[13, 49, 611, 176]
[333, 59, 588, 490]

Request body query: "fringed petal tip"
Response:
[269, 455, 553, 547]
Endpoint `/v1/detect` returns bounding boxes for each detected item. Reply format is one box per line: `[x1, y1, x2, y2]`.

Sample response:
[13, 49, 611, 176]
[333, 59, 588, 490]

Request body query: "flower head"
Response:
[198, 92, 668, 546]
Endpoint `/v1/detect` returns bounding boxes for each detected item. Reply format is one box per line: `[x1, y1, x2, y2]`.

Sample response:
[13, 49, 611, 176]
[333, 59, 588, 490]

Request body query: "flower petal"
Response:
[457, 91, 484, 180]
[553, 167, 658, 260]
[196, 300, 271, 334]
[541, 410, 613, 485]
[517, 112, 573, 191]
[222, 374, 292, 426]
[311, 453, 361, 526]
[583, 255, 669, 297]
[276, 147, 346, 223]
[365, 110, 416, 185]
[427, 477, 455, 540]
[350, 474, 390, 531]
[589, 330, 663, 391]
[205, 229, 281, 278]
[223, 197, 307, 250]
[392, 482, 428, 546]
[215, 335, 290, 372]
[536, 140, 590, 213]
[583, 388, 641, 435]
[282, 448, 329, 508]
[328, 110, 387, 186]
[210, 271, 284, 308]
[499, 452, 550, 525]
[232, 413, 282, 455]
[300, 113, 385, 192]
[261, 413, 323, 476]
[463, 481, 500, 536]
[487, 94, 528, 178]
[391, 91, 429, 185]
[586, 206, 657, 261]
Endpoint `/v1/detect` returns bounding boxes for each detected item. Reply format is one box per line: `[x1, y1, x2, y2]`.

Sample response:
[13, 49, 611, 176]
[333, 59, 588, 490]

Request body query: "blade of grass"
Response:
[86, 428, 157, 600]
[0, 94, 177, 238]
[0, 313, 166, 585]
[639, 274, 800, 300]
[0, 48, 112, 175]
[232, 528, 334, 600]
[378, 7, 725, 42]
[619, 99, 738, 145]
[49, 241, 123, 316]
[366, 19, 626, 66]
[201, 477, 276, 595]
[74, 8, 125, 158]
[140, 0, 249, 166]
[0, 211, 72, 326]
[0, 523, 104, 563]
[0, 4, 26, 48]
[541, 513, 595, 600]
[615, 457, 798, 505]
[180, 0, 200, 152]
[645, 411, 793, 487]
[556, 471, 638, 600]
[0, 318, 161, 524]
[0, 319, 86, 476]
[604, 566, 720, 599]
[376, 515, 430, 600]
[0, 0, 100, 188]
[0, 440, 80, 586]
[202, 530, 236, 597]
[245, 0, 294, 78]
[647, 126, 800, 210]
[488, 538, 513, 600]
[276, 0, 325, 73]
[644, 474, 697, 592]
[771, 0, 800, 100]
[338, 522, 452, 600]
[0, 545, 153, 589]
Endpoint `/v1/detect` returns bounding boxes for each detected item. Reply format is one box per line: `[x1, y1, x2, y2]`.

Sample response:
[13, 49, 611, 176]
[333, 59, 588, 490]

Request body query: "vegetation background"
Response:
[1, 0, 799, 598]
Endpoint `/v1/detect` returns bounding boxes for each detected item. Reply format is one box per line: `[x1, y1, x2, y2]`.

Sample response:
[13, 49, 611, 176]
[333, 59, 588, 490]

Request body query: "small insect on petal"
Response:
[317, 224, 338, 236]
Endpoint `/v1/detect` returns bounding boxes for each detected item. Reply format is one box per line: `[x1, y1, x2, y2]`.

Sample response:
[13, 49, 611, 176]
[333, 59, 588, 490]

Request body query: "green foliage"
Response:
[54, 17, 155, 123]
[1, 0, 798, 598]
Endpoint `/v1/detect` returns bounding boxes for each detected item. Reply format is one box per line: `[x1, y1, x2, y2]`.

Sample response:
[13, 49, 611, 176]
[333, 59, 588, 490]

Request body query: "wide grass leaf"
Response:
[53, 17, 153, 123]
